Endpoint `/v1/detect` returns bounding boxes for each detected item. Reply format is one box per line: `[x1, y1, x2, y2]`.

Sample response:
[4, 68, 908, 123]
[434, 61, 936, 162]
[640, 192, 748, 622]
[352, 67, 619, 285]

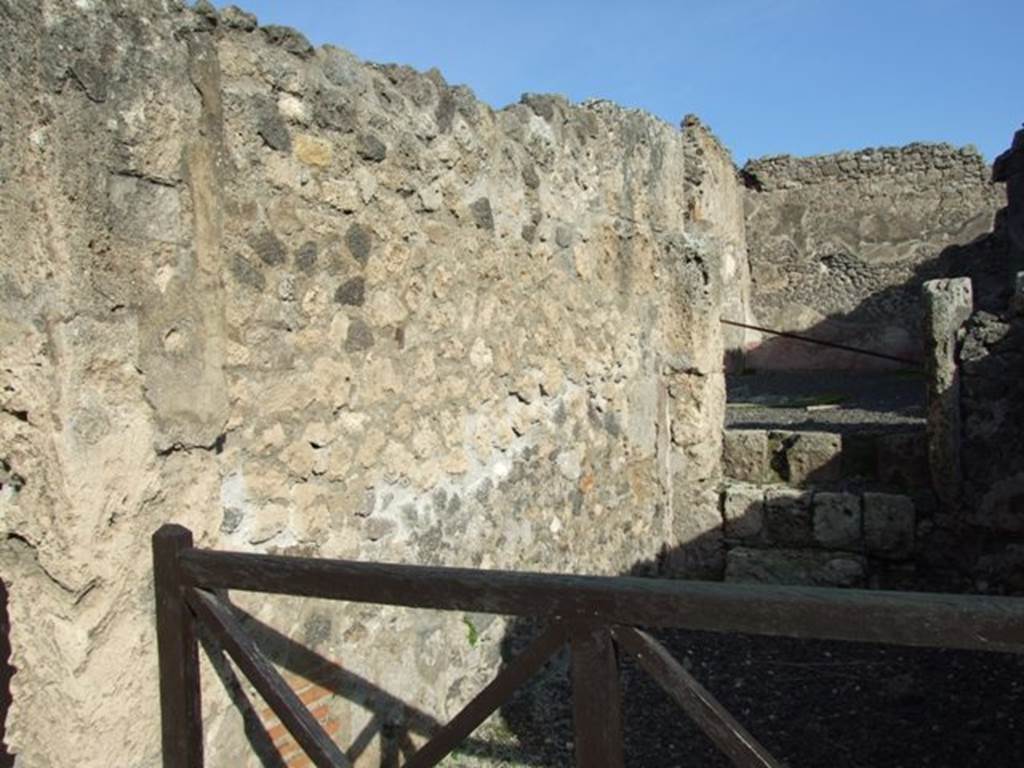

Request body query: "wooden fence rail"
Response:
[153, 523, 1024, 767]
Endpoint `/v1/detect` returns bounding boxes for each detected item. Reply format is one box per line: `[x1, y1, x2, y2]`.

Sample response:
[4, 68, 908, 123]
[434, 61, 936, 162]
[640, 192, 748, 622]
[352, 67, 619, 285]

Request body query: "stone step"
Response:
[722, 427, 929, 492]
[720, 482, 919, 589]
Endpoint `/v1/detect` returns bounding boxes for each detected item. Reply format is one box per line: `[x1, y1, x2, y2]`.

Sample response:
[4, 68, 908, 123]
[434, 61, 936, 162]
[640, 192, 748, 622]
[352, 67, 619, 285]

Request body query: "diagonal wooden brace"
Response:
[405, 621, 569, 768]
[611, 626, 782, 768]
[187, 588, 351, 768]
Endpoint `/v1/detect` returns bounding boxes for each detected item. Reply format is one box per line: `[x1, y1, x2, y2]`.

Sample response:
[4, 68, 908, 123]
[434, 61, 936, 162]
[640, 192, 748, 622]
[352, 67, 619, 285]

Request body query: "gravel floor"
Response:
[444, 628, 1024, 768]
[726, 372, 925, 435]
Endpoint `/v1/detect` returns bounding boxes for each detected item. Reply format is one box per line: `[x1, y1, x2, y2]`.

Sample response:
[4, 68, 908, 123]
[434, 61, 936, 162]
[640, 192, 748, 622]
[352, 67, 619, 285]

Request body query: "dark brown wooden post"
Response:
[570, 623, 624, 768]
[153, 524, 204, 767]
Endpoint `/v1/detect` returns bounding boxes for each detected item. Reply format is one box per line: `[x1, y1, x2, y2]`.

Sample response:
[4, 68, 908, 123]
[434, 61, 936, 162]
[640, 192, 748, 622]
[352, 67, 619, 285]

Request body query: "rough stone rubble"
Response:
[0, 1, 742, 764]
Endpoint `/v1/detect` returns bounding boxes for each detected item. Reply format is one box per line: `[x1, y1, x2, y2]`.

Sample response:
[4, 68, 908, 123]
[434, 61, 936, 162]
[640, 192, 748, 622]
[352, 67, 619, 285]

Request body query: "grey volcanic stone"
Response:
[108, 175, 181, 244]
[345, 223, 372, 264]
[220, 506, 244, 534]
[726, 547, 866, 587]
[335, 277, 366, 306]
[722, 429, 768, 483]
[221, 5, 258, 30]
[470, 197, 494, 231]
[764, 487, 813, 546]
[295, 241, 317, 272]
[345, 319, 374, 352]
[781, 431, 842, 486]
[813, 492, 861, 548]
[249, 230, 287, 266]
[261, 25, 314, 58]
[314, 91, 356, 133]
[257, 105, 291, 152]
[357, 134, 387, 162]
[721, 483, 764, 540]
[522, 162, 540, 190]
[193, 0, 218, 25]
[229, 255, 266, 292]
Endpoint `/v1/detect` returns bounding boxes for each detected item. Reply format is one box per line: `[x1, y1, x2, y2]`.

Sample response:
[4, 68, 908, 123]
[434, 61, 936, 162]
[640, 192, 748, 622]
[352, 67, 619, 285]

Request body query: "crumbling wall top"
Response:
[743, 143, 992, 193]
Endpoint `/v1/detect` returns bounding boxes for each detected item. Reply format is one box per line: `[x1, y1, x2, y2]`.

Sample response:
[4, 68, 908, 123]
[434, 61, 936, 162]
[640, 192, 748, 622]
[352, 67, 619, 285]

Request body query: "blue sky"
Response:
[220, 1, 1022, 164]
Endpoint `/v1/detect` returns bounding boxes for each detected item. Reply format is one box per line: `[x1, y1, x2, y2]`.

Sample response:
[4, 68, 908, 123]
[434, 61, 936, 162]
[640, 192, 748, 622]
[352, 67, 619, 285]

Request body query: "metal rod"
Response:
[721, 318, 923, 368]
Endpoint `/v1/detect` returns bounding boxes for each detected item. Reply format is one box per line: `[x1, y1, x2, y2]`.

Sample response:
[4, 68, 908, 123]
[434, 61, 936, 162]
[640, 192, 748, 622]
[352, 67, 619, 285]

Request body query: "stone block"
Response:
[923, 278, 973, 509]
[763, 487, 813, 546]
[813, 491, 862, 549]
[722, 429, 768, 482]
[863, 492, 915, 558]
[876, 431, 929, 490]
[725, 547, 866, 587]
[721, 483, 764, 539]
[779, 431, 842, 486]
[840, 432, 878, 480]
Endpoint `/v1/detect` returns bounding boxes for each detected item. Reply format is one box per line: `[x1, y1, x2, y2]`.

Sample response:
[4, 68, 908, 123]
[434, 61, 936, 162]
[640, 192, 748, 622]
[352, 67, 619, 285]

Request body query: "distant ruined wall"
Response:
[0, 1, 743, 765]
[743, 145, 1004, 370]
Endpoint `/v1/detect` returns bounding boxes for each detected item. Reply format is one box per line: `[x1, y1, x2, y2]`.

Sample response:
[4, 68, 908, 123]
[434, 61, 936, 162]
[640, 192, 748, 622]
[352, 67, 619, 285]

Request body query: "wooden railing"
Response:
[153, 523, 1024, 767]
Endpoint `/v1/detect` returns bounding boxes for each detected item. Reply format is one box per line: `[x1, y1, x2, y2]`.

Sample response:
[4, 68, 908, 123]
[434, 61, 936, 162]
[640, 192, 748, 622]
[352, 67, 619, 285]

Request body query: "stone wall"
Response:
[681, 115, 755, 368]
[742, 144, 1004, 370]
[955, 127, 1024, 592]
[0, 1, 742, 765]
[721, 428, 930, 590]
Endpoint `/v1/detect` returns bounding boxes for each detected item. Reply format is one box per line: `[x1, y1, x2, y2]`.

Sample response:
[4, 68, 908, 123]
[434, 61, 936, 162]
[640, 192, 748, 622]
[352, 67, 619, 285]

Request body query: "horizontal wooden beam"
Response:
[179, 548, 1024, 654]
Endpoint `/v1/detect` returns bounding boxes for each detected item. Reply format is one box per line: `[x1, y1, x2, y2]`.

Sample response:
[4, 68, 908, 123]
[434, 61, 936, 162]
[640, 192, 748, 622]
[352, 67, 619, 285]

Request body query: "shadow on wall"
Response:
[742, 215, 1017, 371]
[206, 499, 1024, 767]
[958, 310, 1024, 590]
